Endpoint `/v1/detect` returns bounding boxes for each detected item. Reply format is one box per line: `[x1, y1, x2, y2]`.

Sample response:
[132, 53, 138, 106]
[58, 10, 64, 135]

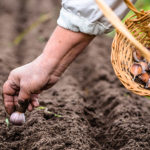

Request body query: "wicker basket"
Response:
[96, 0, 150, 96]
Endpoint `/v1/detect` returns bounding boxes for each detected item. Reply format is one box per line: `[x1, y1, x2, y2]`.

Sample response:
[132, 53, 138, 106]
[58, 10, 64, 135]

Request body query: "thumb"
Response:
[17, 87, 31, 113]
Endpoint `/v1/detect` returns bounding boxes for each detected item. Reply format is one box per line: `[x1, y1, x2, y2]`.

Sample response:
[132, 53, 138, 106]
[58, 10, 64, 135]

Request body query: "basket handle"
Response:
[124, 0, 145, 17]
[95, 0, 150, 62]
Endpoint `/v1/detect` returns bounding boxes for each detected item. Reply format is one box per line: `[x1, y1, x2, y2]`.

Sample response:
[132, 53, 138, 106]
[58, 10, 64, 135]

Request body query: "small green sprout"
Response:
[46, 110, 62, 118]
[5, 118, 9, 127]
[37, 106, 63, 118]
[54, 114, 62, 118]
[36, 106, 46, 110]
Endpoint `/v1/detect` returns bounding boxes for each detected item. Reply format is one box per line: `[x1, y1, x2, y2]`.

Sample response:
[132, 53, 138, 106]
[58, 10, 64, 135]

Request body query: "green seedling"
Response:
[46, 111, 62, 118]
[54, 114, 62, 118]
[36, 106, 46, 110]
[5, 118, 9, 127]
[37, 106, 62, 118]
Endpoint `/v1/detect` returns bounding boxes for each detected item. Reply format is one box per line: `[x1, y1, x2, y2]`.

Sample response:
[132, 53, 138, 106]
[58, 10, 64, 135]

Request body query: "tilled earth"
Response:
[0, 1, 150, 150]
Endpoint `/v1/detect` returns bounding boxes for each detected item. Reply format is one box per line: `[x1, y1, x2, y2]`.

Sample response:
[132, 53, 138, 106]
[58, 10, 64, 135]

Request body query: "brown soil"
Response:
[0, 1, 150, 150]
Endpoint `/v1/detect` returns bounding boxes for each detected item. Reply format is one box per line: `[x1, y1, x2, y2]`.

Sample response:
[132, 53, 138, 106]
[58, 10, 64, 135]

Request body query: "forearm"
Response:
[53, 36, 94, 77]
[37, 26, 94, 74]
[43, 26, 93, 59]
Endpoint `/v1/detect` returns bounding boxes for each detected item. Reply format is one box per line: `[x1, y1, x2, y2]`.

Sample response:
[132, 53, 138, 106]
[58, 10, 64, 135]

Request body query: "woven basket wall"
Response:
[112, 11, 150, 96]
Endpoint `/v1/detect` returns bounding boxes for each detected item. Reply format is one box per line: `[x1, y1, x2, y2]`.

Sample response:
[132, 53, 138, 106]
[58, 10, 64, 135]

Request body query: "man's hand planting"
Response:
[2, 26, 94, 116]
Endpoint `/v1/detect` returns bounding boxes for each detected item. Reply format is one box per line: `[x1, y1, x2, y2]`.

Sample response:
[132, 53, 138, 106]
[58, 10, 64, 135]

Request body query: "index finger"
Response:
[2, 80, 18, 115]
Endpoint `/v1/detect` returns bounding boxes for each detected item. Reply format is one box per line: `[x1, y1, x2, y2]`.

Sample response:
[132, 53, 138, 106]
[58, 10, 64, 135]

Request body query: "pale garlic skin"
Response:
[10, 112, 25, 125]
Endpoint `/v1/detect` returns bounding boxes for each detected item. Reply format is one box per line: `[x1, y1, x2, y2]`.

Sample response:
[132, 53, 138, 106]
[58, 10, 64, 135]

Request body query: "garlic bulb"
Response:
[10, 112, 25, 125]
[130, 63, 142, 80]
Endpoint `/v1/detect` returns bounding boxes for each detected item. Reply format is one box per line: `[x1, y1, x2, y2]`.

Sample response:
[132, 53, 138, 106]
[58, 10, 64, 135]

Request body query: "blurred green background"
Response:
[107, 0, 150, 37]
[135, 0, 150, 11]
[125, 0, 150, 18]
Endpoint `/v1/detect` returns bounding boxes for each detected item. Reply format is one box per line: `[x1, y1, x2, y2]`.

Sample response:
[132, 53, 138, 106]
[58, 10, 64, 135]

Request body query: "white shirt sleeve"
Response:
[57, 0, 137, 35]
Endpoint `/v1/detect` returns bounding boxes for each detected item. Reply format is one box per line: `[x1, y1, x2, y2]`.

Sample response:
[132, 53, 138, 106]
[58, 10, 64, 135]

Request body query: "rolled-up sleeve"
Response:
[57, 0, 137, 35]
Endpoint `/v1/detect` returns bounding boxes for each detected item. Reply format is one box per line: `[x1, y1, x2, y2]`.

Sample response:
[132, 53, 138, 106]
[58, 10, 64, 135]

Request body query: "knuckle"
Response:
[9, 69, 17, 77]
[2, 79, 18, 95]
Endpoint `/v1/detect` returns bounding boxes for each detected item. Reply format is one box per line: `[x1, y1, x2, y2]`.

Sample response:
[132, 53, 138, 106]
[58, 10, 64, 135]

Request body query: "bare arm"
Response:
[2, 26, 94, 115]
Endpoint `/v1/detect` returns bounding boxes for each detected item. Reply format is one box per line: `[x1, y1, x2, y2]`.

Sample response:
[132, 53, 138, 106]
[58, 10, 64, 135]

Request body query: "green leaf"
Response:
[37, 106, 62, 117]
[47, 111, 53, 114]
[36, 106, 46, 110]
[46, 110, 62, 118]
[5, 118, 9, 127]
[54, 114, 62, 118]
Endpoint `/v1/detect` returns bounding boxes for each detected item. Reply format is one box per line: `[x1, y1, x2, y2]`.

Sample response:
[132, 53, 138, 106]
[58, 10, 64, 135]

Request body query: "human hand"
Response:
[2, 55, 60, 115]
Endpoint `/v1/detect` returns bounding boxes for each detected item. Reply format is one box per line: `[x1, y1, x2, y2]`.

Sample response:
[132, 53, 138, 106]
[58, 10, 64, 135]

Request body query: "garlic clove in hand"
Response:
[10, 112, 25, 125]
[10, 100, 29, 125]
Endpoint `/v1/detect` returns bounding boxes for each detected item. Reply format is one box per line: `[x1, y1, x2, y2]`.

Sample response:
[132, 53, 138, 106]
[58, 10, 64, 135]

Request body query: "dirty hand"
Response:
[2, 26, 94, 115]
[2, 54, 60, 115]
